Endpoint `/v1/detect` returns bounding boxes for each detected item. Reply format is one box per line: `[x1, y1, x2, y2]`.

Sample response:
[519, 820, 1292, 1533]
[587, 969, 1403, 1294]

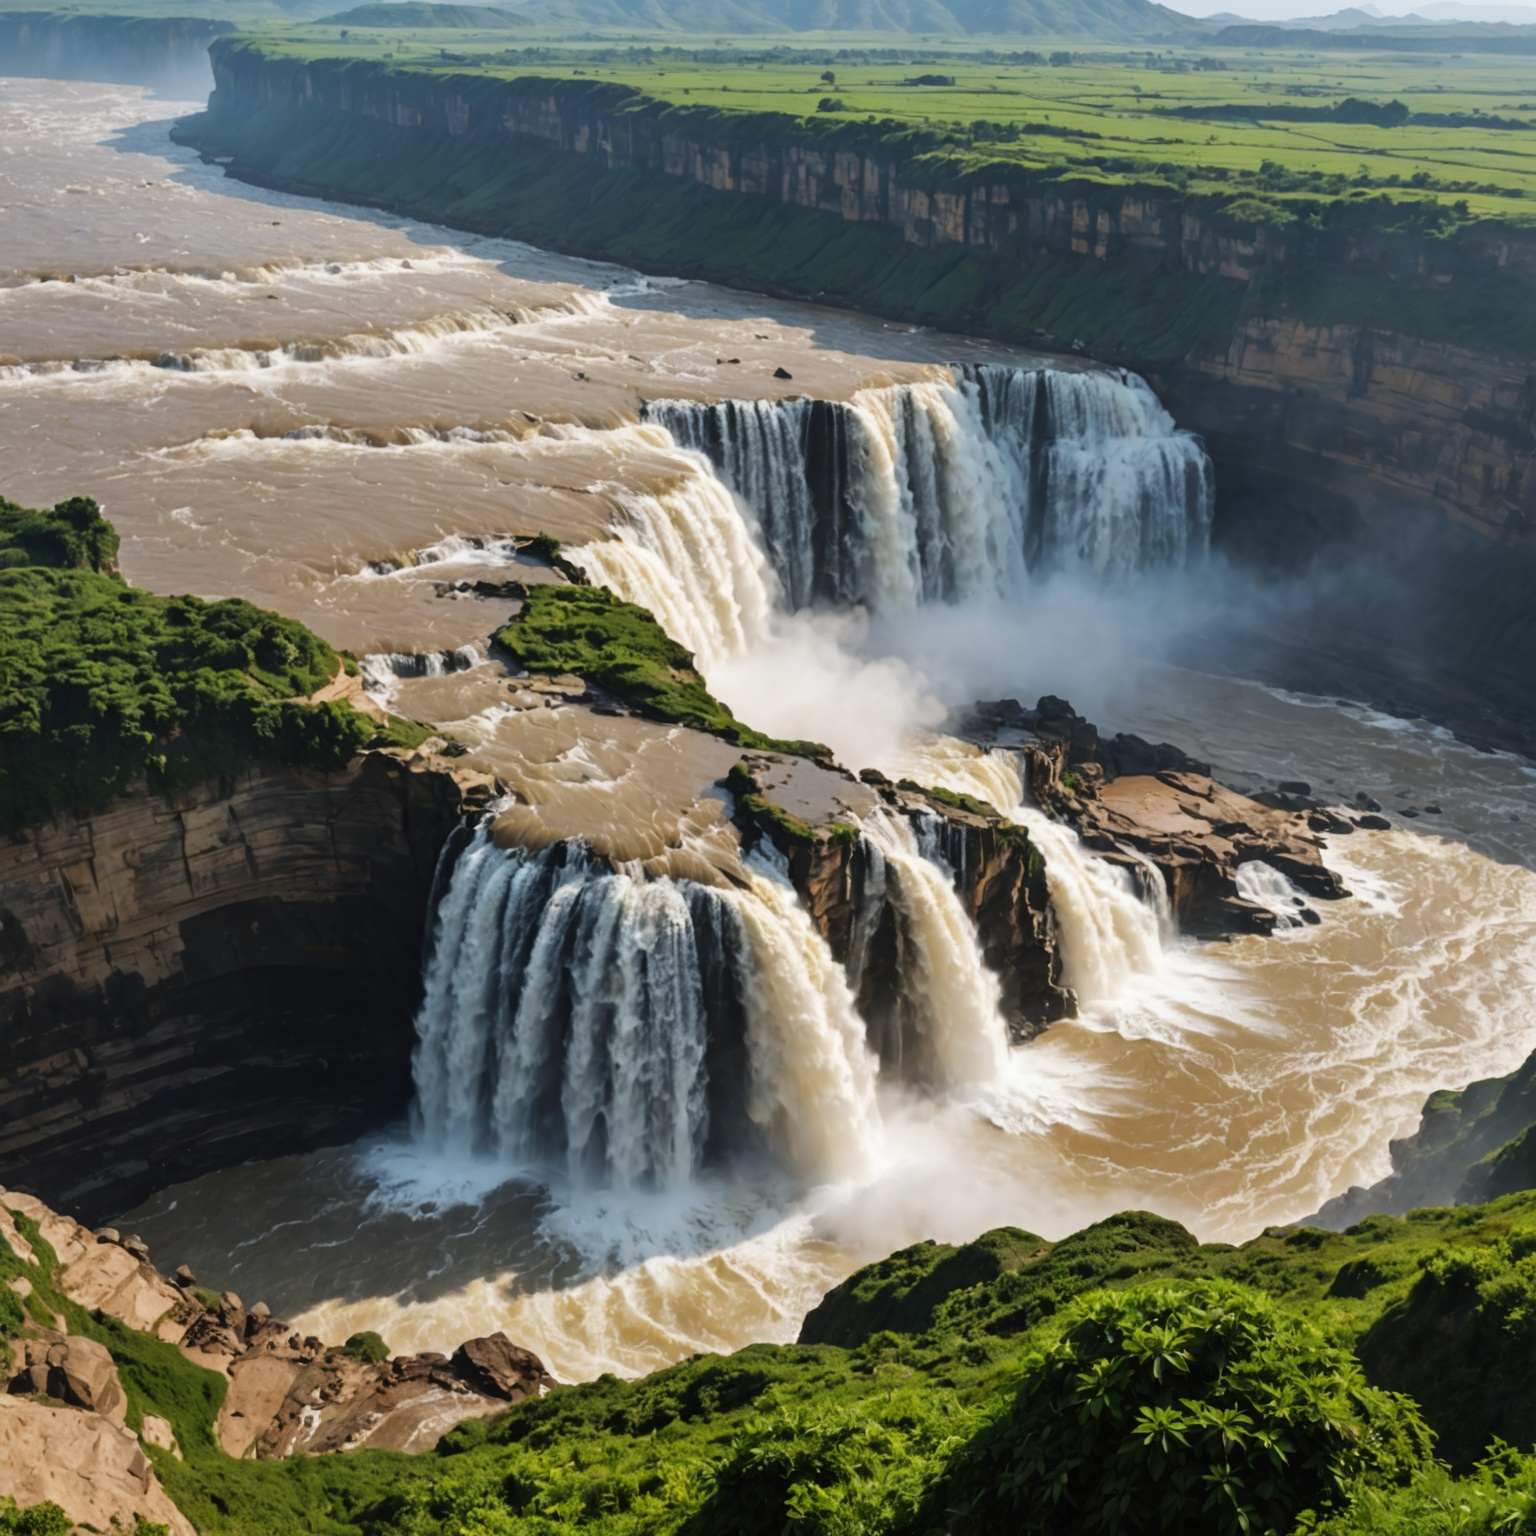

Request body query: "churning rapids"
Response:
[11, 79, 1536, 1383]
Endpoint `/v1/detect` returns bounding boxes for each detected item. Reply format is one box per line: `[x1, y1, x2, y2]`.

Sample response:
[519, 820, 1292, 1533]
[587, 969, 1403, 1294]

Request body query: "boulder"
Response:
[140, 1413, 181, 1459]
[9, 1334, 127, 1424]
[450, 1333, 554, 1401]
[0, 1397, 195, 1536]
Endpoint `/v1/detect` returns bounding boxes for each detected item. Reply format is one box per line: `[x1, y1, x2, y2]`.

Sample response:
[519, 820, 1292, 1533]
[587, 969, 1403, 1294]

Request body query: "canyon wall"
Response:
[0, 752, 489, 1222]
[195, 50, 1536, 557]
[0, 12, 230, 93]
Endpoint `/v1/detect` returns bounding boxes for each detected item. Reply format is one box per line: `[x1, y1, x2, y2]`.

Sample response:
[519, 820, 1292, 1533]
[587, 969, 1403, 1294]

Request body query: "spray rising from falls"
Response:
[411, 827, 881, 1190]
[647, 364, 1213, 609]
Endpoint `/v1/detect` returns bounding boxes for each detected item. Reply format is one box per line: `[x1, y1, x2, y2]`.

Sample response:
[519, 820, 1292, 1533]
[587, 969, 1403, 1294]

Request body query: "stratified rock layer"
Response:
[0, 752, 492, 1221]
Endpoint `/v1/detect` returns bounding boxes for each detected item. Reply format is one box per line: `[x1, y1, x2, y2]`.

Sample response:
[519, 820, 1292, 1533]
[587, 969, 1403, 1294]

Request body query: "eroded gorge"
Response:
[4, 75, 1536, 1396]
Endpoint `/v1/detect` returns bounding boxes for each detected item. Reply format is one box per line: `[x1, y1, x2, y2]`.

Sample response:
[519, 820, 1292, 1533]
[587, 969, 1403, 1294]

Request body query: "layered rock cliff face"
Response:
[197, 51, 1536, 559]
[0, 752, 490, 1223]
[0, 12, 230, 93]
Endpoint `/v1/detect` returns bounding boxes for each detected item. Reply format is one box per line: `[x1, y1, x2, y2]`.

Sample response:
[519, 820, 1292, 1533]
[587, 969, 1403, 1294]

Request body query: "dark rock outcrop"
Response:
[961, 695, 1345, 938]
[0, 753, 493, 1222]
[1313, 1046, 1536, 1227]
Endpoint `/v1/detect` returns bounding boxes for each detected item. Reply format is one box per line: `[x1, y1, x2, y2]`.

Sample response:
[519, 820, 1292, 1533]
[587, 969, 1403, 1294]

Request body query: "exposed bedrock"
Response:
[961, 695, 1345, 939]
[732, 767, 1071, 1041]
[0, 1185, 553, 1517]
[0, 752, 494, 1223]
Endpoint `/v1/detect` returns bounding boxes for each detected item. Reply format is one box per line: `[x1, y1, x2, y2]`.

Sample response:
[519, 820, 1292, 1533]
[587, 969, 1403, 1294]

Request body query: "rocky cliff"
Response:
[1314, 1045, 1536, 1226]
[0, 751, 492, 1223]
[1, 1185, 551, 1534]
[0, 12, 230, 93]
[737, 773, 1070, 1044]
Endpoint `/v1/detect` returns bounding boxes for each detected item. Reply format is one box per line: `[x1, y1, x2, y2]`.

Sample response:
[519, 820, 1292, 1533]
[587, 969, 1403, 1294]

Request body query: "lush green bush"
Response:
[1361, 1239, 1536, 1468]
[343, 1330, 391, 1364]
[921, 1280, 1429, 1535]
[495, 585, 828, 758]
[0, 494, 119, 573]
[0, 1501, 72, 1536]
[0, 499, 427, 829]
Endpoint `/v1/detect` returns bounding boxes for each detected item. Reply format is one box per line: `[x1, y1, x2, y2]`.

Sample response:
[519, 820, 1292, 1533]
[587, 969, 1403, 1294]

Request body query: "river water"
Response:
[7, 78, 1534, 1383]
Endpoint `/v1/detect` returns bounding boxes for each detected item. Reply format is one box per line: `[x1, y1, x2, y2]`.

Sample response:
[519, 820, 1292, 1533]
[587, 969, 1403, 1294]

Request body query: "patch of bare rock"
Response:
[2, 1185, 553, 1533]
[961, 695, 1353, 937]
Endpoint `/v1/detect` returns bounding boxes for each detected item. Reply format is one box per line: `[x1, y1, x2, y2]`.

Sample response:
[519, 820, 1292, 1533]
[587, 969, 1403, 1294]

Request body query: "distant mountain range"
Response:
[313, 0, 1198, 35]
[322, 2, 529, 22]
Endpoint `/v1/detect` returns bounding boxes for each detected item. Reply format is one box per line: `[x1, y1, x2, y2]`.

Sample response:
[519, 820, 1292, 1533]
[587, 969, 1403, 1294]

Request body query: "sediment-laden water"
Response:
[10, 78, 1533, 1384]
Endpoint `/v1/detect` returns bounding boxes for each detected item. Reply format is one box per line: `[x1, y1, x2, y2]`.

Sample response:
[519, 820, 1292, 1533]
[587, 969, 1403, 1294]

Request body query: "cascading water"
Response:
[966, 364, 1214, 576]
[411, 825, 881, 1190]
[854, 808, 1011, 1087]
[644, 363, 1212, 610]
[567, 435, 779, 671]
[888, 738, 1167, 1011]
[646, 397, 818, 611]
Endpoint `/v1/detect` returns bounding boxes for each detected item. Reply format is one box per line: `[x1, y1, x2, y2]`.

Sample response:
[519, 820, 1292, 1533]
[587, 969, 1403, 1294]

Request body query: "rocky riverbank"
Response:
[1, 1184, 551, 1532]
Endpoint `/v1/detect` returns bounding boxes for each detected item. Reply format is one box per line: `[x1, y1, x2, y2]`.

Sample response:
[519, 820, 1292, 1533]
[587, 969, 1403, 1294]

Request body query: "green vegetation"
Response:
[494, 584, 829, 757]
[0, 493, 119, 573]
[343, 1330, 392, 1363]
[216, 34, 1536, 224]
[0, 496, 430, 831]
[925, 1281, 1429, 1535]
[0, 1501, 72, 1536]
[16, 1191, 1536, 1532]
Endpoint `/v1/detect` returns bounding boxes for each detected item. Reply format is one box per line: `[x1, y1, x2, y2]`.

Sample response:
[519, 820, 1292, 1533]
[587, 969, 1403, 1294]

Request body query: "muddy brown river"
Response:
[6, 77, 1533, 1383]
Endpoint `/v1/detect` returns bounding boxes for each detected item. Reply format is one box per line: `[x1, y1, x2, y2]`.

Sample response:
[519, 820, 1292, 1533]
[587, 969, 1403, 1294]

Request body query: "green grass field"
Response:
[220, 29, 1536, 221]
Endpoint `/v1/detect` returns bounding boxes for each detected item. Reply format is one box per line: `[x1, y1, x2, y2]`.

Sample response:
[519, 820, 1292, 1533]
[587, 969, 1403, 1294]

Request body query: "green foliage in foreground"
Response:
[0, 496, 431, 829]
[0, 493, 119, 573]
[495, 584, 829, 759]
[0, 1500, 72, 1536]
[14, 1191, 1536, 1533]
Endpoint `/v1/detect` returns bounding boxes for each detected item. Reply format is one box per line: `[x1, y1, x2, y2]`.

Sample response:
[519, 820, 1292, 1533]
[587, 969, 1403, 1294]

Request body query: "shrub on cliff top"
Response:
[495, 584, 828, 759]
[0, 493, 119, 574]
[919, 1280, 1429, 1536]
[0, 1501, 72, 1536]
[1361, 1239, 1536, 1468]
[0, 498, 416, 829]
[343, 1330, 390, 1364]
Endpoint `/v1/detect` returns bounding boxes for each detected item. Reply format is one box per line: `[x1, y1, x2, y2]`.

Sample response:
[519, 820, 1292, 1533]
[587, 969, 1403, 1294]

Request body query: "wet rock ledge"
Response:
[961, 695, 1348, 938]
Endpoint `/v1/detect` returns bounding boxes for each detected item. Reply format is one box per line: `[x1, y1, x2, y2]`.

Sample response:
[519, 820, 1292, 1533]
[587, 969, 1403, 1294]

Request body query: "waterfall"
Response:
[1235, 861, 1312, 931]
[567, 442, 779, 672]
[966, 365, 1215, 577]
[411, 826, 880, 1189]
[643, 363, 1211, 612]
[856, 808, 1011, 1086]
[888, 737, 1166, 1011]
[646, 397, 817, 611]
